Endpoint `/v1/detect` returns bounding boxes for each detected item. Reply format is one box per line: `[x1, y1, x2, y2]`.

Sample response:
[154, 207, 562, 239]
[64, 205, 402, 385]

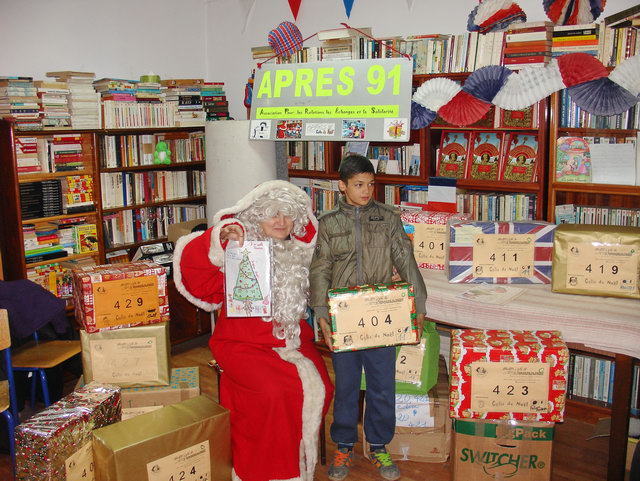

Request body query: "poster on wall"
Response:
[249, 58, 413, 142]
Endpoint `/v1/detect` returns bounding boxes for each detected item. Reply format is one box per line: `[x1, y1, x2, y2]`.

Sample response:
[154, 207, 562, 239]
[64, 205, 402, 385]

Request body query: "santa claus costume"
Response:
[173, 180, 333, 481]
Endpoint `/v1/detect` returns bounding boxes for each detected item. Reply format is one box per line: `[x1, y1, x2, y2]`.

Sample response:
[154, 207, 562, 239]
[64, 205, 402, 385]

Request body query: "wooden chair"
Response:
[10, 322, 80, 409]
[0, 310, 17, 478]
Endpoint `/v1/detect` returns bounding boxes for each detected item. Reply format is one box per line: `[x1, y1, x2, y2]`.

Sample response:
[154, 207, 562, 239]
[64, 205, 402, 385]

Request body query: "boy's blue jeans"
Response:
[330, 346, 396, 446]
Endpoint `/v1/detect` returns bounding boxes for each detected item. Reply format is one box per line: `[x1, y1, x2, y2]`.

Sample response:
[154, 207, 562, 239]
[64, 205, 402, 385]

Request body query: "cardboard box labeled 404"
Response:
[328, 282, 418, 352]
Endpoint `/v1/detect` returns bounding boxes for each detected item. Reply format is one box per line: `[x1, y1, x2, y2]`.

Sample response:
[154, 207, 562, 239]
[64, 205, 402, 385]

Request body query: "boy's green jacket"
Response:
[309, 197, 427, 321]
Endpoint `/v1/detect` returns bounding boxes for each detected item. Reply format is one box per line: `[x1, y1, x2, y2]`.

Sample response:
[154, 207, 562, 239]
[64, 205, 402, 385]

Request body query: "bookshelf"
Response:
[546, 90, 640, 224]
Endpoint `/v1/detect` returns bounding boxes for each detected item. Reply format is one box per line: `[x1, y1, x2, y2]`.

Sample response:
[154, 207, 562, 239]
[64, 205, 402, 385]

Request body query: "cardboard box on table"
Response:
[364, 356, 451, 463]
[453, 419, 554, 481]
[167, 218, 207, 244]
[446, 221, 556, 284]
[400, 210, 470, 270]
[15, 382, 121, 481]
[450, 329, 569, 422]
[552, 224, 640, 299]
[72, 260, 170, 333]
[80, 322, 171, 388]
[92, 395, 231, 481]
[328, 282, 419, 353]
[120, 366, 200, 420]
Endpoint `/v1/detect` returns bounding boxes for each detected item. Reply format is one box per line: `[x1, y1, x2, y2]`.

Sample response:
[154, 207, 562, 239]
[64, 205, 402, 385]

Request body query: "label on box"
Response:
[333, 288, 413, 350]
[395, 340, 424, 384]
[472, 234, 534, 278]
[147, 440, 211, 481]
[89, 337, 159, 383]
[121, 405, 163, 420]
[92, 275, 160, 328]
[470, 361, 550, 414]
[565, 242, 638, 293]
[453, 225, 483, 244]
[65, 441, 94, 481]
[412, 224, 447, 264]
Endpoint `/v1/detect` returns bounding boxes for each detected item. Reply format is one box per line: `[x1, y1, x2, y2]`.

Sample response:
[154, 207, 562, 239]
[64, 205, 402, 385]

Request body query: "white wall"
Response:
[1, 0, 637, 120]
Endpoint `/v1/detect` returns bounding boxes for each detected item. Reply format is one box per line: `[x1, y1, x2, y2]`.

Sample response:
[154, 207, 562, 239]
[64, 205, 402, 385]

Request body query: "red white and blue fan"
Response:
[468, 0, 527, 33]
[544, 0, 606, 25]
[268, 21, 304, 57]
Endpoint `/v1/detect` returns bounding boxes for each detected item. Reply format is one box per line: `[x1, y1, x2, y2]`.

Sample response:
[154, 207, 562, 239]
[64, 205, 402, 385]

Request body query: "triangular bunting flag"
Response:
[288, 0, 302, 20]
[343, 0, 355, 18]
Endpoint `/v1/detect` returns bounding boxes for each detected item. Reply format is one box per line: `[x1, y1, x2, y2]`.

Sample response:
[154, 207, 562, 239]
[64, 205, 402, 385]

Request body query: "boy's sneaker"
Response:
[328, 447, 353, 481]
[368, 447, 400, 481]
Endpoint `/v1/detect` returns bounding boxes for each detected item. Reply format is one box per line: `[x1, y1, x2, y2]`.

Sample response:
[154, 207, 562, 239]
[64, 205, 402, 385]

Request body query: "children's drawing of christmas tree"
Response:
[225, 240, 272, 317]
[233, 249, 263, 315]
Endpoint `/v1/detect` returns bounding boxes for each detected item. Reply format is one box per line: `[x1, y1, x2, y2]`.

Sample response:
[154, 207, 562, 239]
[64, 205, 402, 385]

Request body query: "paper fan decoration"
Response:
[557, 53, 609, 87]
[568, 77, 639, 116]
[468, 0, 527, 33]
[492, 59, 565, 110]
[411, 101, 437, 129]
[544, 0, 606, 25]
[268, 21, 303, 57]
[609, 54, 640, 97]
[412, 77, 461, 111]
[463, 65, 513, 103]
[438, 91, 491, 126]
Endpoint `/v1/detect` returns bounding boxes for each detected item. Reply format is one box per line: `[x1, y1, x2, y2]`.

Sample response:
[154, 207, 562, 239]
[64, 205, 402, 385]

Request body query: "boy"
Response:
[309, 154, 427, 481]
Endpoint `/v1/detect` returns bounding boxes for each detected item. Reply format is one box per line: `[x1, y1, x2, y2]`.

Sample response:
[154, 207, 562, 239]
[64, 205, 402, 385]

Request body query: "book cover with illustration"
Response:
[74, 224, 99, 253]
[224, 240, 272, 317]
[437, 131, 471, 179]
[500, 133, 539, 182]
[467, 132, 504, 181]
[498, 105, 536, 129]
[555, 136, 592, 182]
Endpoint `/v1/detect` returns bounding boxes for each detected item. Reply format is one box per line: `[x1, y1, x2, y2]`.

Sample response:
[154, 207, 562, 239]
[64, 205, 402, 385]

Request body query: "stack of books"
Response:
[51, 133, 84, 172]
[551, 24, 600, 59]
[62, 175, 94, 214]
[201, 82, 229, 121]
[47, 72, 101, 129]
[0, 76, 41, 130]
[23, 222, 67, 263]
[162, 79, 206, 127]
[318, 26, 373, 61]
[601, 4, 640, 67]
[34, 80, 71, 129]
[93, 78, 137, 102]
[15, 136, 40, 174]
[20, 180, 63, 220]
[502, 21, 554, 69]
[135, 79, 163, 103]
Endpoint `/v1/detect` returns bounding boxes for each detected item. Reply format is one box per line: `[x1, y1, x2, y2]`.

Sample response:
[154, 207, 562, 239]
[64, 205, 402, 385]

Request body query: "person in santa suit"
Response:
[173, 180, 333, 481]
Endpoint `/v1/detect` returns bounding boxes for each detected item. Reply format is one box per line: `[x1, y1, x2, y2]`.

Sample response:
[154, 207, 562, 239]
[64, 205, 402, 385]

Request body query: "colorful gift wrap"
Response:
[92, 395, 231, 481]
[552, 224, 640, 299]
[447, 221, 556, 284]
[81, 322, 171, 388]
[401, 210, 471, 270]
[120, 367, 200, 419]
[72, 260, 169, 333]
[453, 419, 554, 481]
[15, 382, 121, 481]
[450, 329, 569, 422]
[328, 282, 418, 352]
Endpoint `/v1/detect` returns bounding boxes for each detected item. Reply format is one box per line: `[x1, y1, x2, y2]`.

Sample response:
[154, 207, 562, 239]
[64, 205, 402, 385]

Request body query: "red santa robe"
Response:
[173, 181, 333, 481]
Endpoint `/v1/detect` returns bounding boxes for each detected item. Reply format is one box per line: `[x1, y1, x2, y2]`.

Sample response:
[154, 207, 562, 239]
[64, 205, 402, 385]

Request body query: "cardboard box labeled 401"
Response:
[328, 282, 418, 352]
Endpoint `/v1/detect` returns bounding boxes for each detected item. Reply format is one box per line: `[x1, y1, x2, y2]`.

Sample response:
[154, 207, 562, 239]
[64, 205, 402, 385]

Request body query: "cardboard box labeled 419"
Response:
[328, 282, 418, 352]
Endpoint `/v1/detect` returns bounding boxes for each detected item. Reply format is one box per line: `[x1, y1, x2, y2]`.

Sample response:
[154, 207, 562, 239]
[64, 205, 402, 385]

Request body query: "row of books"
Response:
[26, 256, 96, 298]
[100, 170, 206, 209]
[382, 184, 428, 206]
[47, 72, 101, 129]
[555, 135, 639, 186]
[559, 89, 640, 129]
[23, 220, 98, 263]
[289, 177, 340, 215]
[456, 192, 537, 221]
[102, 204, 206, 248]
[436, 131, 539, 182]
[555, 204, 640, 227]
[20, 178, 95, 220]
[567, 352, 615, 407]
[342, 143, 421, 177]
[16, 133, 87, 175]
[286, 141, 326, 171]
[98, 132, 205, 168]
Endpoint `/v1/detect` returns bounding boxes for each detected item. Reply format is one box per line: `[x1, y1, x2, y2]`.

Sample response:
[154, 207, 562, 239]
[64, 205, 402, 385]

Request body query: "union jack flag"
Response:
[448, 221, 556, 284]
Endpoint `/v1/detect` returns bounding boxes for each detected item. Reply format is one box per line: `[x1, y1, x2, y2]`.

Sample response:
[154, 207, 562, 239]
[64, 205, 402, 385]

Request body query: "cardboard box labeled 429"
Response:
[328, 282, 418, 352]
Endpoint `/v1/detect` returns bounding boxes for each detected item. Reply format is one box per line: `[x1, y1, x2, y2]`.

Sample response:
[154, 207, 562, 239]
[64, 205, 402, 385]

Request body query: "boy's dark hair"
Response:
[338, 154, 375, 182]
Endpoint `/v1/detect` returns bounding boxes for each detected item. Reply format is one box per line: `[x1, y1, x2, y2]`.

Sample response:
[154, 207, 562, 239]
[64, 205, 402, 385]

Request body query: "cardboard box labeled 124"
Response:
[328, 282, 418, 352]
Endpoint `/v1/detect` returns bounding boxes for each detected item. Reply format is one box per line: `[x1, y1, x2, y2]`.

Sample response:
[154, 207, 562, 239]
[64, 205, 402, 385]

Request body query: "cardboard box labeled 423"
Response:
[328, 282, 418, 352]
[72, 261, 170, 333]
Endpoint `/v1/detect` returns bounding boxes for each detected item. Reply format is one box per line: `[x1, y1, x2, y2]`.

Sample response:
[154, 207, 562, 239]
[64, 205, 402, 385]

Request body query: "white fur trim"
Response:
[173, 231, 222, 312]
[208, 219, 246, 268]
[274, 340, 326, 481]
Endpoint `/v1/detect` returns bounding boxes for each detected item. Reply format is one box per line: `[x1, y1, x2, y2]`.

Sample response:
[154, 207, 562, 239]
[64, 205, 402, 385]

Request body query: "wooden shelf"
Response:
[105, 237, 169, 253]
[21, 211, 97, 224]
[101, 196, 206, 213]
[557, 127, 638, 136]
[289, 170, 338, 180]
[428, 125, 539, 132]
[25, 251, 99, 268]
[550, 182, 640, 196]
[100, 161, 205, 173]
[17, 169, 94, 183]
[456, 179, 540, 192]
